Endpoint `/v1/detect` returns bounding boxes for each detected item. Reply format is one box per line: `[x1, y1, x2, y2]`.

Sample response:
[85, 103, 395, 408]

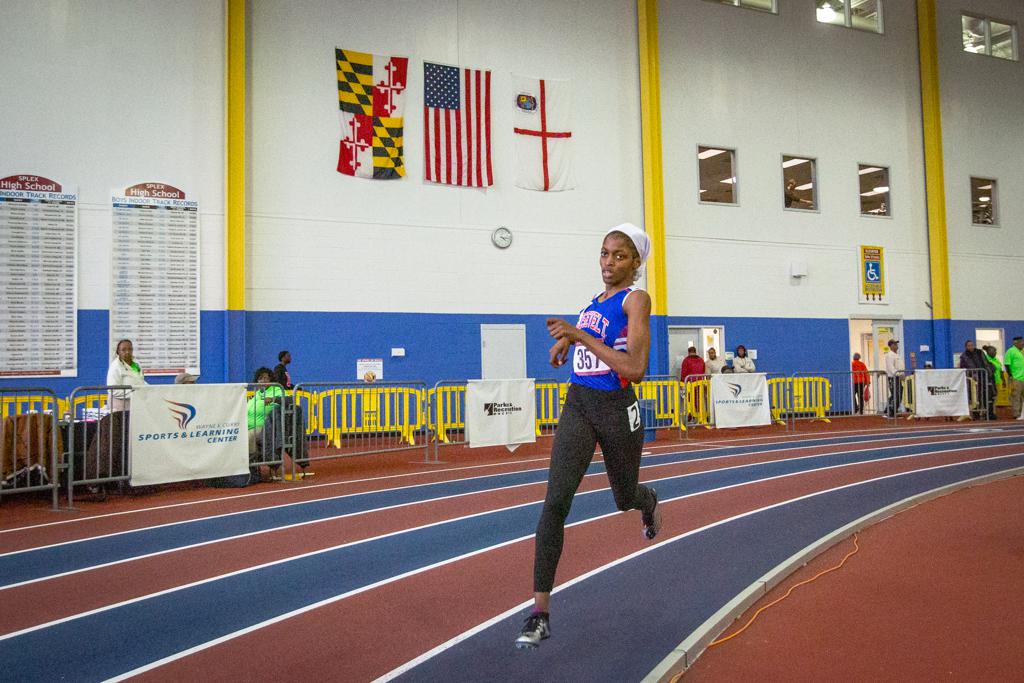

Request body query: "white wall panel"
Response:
[936, 0, 1024, 320]
[0, 0, 226, 310]
[247, 0, 644, 313]
[657, 0, 930, 321]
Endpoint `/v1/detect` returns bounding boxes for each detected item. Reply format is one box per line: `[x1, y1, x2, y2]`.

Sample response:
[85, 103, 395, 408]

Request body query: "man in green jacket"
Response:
[1005, 336, 1024, 419]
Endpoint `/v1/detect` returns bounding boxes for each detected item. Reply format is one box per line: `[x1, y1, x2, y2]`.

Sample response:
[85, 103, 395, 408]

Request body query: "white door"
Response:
[480, 324, 527, 379]
[871, 320, 903, 370]
[701, 327, 724, 361]
[668, 326, 700, 379]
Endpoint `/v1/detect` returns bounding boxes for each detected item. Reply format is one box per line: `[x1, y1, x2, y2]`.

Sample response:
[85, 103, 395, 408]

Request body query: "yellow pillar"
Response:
[916, 0, 953, 366]
[225, 0, 246, 380]
[226, 0, 245, 312]
[637, 0, 667, 318]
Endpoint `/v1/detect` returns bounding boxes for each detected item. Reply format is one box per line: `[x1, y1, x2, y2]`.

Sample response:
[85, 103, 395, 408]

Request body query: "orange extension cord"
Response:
[670, 533, 861, 683]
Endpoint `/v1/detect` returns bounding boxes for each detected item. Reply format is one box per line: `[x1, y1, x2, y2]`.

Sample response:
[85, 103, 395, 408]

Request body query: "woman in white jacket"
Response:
[106, 339, 147, 411]
[732, 344, 756, 373]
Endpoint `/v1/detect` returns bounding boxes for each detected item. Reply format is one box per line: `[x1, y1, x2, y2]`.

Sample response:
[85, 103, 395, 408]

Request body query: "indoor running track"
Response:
[2, 424, 1023, 682]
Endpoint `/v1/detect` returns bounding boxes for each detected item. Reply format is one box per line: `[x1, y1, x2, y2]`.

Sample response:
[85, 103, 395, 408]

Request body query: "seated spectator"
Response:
[679, 346, 706, 382]
[732, 345, 756, 373]
[705, 348, 726, 375]
[174, 372, 198, 384]
[106, 339, 147, 411]
[247, 367, 283, 458]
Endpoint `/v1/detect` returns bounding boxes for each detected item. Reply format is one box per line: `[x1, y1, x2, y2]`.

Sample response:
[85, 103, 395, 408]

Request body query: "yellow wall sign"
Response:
[860, 245, 886, 303]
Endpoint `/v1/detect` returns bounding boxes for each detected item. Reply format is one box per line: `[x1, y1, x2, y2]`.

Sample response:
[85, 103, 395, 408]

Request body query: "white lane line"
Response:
[5, 443, 1019, 643]
[3, 429, 1021, 566]
[375, 452, 1024, 682]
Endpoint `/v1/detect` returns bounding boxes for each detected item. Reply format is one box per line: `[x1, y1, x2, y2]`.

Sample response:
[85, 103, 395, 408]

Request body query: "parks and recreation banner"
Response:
[129, 384, 248, 486]
[465, 379, 537, 448]
[913, 369, 969, 418]
[711, 373, 771, 429]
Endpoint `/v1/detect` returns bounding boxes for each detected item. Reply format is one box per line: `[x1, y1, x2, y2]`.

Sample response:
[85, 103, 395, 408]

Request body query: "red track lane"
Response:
[0, 431, 1003, 553]
[685, 474, 1024, 681]
[3, 435, 1017, 634]
[130, 447, 1022, 682]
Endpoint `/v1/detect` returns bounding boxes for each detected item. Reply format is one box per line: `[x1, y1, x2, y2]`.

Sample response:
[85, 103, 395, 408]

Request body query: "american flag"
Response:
[423, 62, 492, 187]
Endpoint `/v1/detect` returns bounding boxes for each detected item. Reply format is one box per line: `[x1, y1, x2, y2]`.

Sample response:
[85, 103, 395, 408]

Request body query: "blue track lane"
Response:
[399, 455, 1024, 682]
[2, 431, 1023, 587]
[2, 443, 1023, 680]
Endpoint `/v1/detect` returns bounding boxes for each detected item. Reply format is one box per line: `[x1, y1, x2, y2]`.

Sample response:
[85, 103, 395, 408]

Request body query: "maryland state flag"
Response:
[336, 48, 408, 179]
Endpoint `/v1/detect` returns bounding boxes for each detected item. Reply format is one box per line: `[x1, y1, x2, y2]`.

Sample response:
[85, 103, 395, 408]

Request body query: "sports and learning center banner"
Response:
[913, 369, 969, 418]
[465, 379, 536, 448]
[129, 384, 248, 486]
[711, 373, 771, 429]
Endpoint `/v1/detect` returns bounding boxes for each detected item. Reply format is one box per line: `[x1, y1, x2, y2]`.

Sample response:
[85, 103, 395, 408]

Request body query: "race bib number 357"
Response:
[573, 345, 610, 376]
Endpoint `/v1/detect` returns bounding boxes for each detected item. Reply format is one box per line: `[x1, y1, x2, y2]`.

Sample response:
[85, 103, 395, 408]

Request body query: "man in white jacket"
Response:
[883, 339, 904, 417]
[106, 339, 147, 411]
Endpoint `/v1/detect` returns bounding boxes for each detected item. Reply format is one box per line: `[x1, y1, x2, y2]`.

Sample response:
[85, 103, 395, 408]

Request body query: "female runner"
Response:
[516, 223, 662, 649]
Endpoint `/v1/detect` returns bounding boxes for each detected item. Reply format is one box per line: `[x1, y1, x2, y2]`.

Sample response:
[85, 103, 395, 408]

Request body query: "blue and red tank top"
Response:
[569, 287, 637, 391]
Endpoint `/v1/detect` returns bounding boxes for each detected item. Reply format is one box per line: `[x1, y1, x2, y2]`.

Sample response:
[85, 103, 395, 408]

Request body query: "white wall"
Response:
[0, 0, 226, 312]
[937, 0, 1024, 321]
[247, 0, 644, 314]
[657, 0, 931, 321]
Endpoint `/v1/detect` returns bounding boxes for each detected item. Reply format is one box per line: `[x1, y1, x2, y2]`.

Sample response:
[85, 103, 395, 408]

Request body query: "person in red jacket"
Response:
[679, 346, 705, 381]
[851, 353, 870, 414]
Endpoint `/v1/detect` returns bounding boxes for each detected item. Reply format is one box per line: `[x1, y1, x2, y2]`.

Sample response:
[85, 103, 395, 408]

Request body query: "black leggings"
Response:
[533, 383, 655, 593]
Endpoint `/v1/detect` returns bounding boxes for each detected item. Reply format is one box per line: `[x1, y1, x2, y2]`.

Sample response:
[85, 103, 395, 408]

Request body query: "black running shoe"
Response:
[515, 612, 551, 650]
[642, 488, 662, 540]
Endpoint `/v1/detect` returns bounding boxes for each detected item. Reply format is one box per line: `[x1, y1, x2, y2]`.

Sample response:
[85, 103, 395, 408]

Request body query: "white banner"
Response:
[711, 373, 771, 429]
[129, 384, 248, 486]
[465, 379, 537, 448]
[914, 369, 969, 417]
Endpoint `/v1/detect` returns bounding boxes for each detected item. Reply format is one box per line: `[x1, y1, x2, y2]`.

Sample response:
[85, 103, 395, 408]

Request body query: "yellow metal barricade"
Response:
[791, 377, 831, 421]
[295, 386, 423, 447]
[902, 375, 915, 412]
[432, 384, 466, 443]
[1, 393, 69, 420]
[684, 378, 711, 427]
[767, 378, 790, 423]
[636, 378, 682, 428]
[535, 381, 568, 435]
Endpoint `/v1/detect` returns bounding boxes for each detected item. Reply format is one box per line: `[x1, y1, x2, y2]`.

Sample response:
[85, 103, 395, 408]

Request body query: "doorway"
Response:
[480, 324, 526, 379]
[848, 318, 903, 371]
[668, 325, 724, 377]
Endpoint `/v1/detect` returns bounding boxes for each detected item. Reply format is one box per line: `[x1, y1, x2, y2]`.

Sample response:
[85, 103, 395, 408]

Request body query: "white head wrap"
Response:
[605, 223, 650, 266]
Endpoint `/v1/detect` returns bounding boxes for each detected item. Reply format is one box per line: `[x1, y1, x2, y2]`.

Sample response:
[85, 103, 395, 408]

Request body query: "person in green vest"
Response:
[248, 367, 283, 457]
[1005, 336, 1024, 419]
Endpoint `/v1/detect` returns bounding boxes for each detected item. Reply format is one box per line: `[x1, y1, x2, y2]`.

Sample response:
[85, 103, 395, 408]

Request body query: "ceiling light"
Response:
[873, 186, 889, 193]
[978, 196, 990, 201]
[699, 189, 707, 194]
[782, 158, 810, 168]
[817, 5, 838, 23]
[698, 148, 727, 160]
[720, 177, 736, 184]
[795, 183, 813, 191]
[860, 191, 877, 196]
[978, 184, 992, 189]
[859, 166, 882, 175]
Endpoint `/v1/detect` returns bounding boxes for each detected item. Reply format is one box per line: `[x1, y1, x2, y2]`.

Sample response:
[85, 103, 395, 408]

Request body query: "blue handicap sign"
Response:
[864, 261, 881, 282]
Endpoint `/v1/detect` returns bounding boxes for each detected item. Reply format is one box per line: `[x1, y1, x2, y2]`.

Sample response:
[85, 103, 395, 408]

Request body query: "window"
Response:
[698, 146, 737, 205]
[816, 0, 883, 33]
[971, 177, 998, 226]
[707, 0, 776, 12]
[962, 14, 1019, 61]
[858, 165, 890, 217]
[782, 156, 817, 211]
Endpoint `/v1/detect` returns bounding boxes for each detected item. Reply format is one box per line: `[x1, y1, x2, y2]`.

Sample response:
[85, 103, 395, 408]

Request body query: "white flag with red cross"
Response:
[512, 75, 574, 192]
